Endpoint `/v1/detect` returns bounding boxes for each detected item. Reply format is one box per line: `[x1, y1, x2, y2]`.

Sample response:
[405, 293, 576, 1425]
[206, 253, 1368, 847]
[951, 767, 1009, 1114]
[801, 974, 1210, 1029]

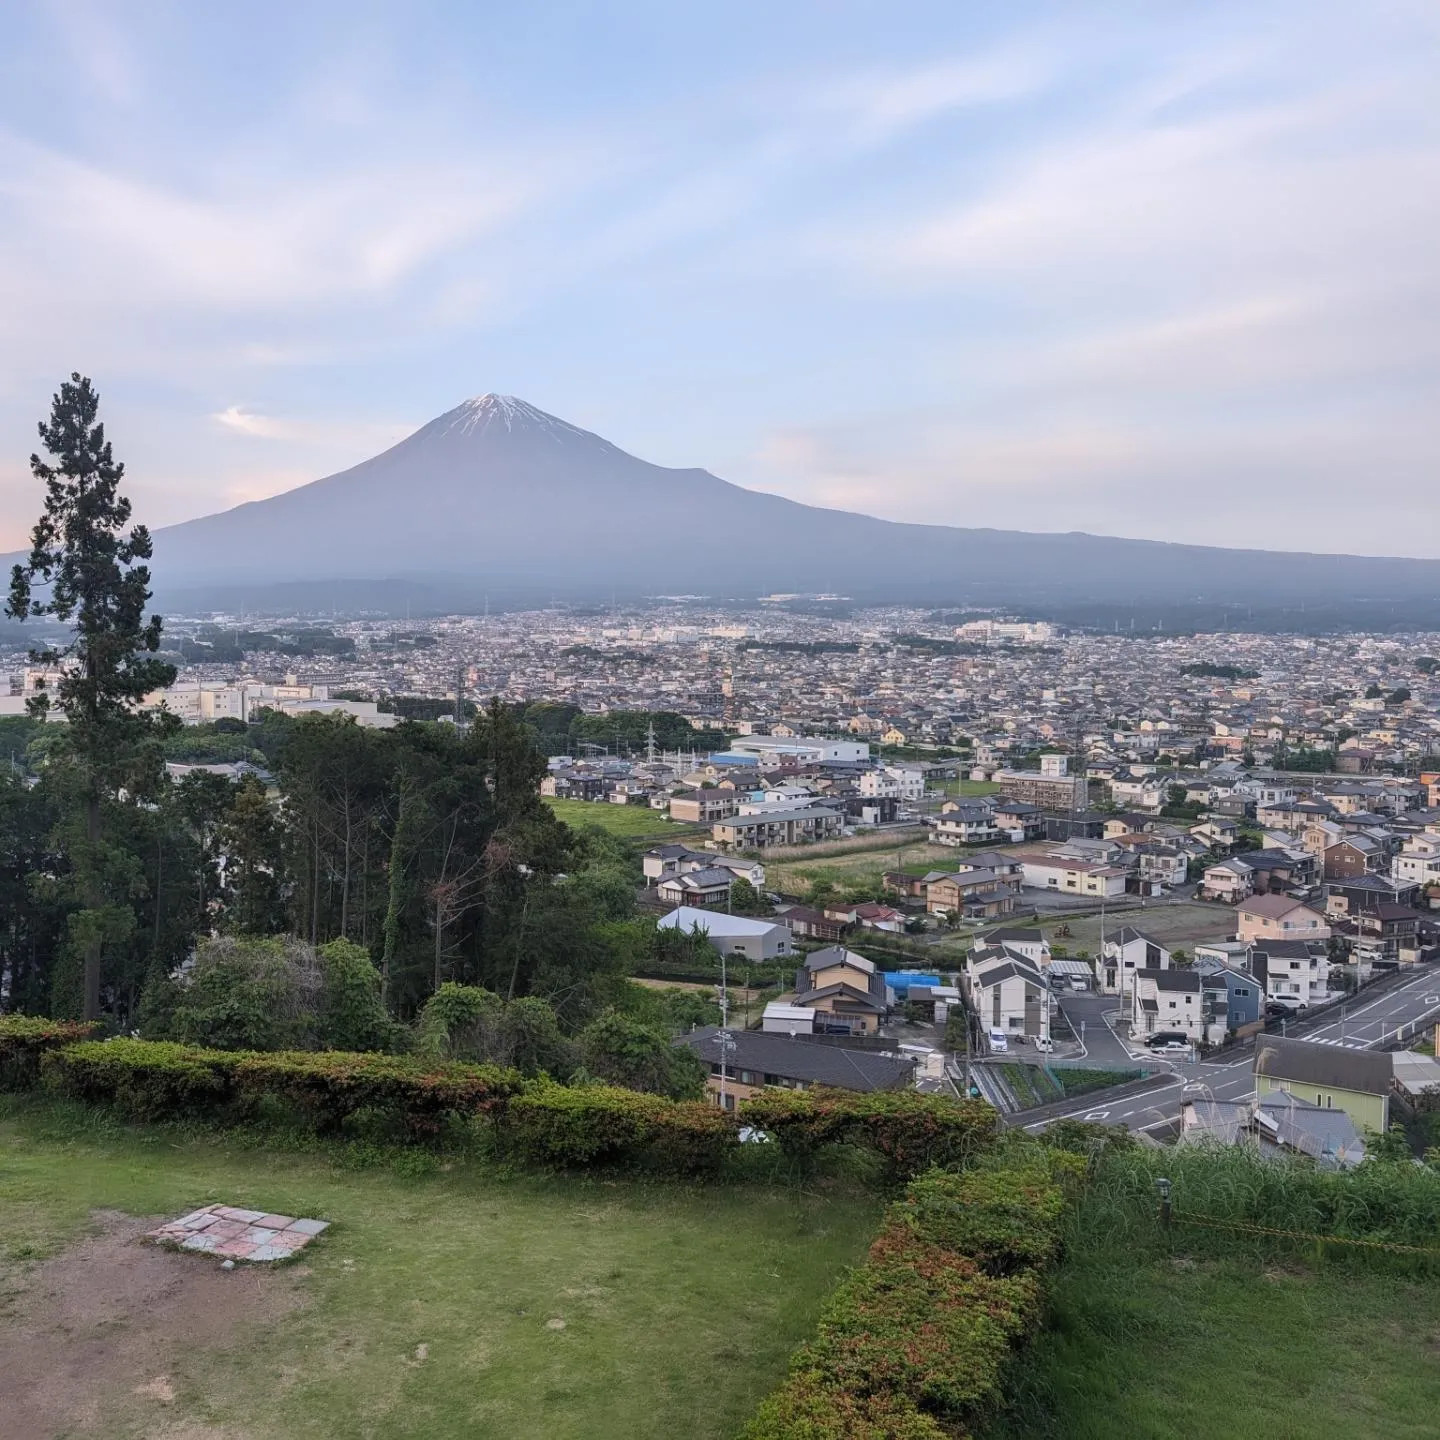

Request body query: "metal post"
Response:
[717, 949, 730, 1111]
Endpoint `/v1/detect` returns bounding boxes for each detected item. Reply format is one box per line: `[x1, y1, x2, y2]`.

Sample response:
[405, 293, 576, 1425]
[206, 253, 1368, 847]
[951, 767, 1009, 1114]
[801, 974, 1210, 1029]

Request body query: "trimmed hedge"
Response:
[891, 1163, 1067, 1274]
[234, 1051, 522, 1137]
[741, 1157, 1067, 1439]
[43, 1039, 243, 1121]
[15, 1031, 1008, 1192]
[739, 1088, 997, 1178]
[504, 1080, 739, 1171]
[41, 1038, 524, 1135]
[0, 1016, 100, 1090]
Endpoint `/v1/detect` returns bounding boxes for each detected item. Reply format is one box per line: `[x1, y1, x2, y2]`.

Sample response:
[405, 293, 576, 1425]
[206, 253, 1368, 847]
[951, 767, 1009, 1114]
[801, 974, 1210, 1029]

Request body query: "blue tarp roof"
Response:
[883, 972, 942, 994]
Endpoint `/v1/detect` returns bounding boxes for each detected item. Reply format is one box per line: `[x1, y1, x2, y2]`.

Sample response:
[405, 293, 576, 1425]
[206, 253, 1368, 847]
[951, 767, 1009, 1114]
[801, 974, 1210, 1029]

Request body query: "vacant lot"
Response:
[1050, 901, 1236, 955]
[768, 840, 965, 897]
[986, 1222, 1440, 1440]
[542, 797, 692, 840]
[0, 1100, 878, 1440]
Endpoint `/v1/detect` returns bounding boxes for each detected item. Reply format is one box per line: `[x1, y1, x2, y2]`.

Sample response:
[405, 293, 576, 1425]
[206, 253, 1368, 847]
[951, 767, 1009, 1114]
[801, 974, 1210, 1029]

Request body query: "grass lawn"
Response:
[1049, 901, 1235, 955]
[0, 1100, 878, 1440]
[768, 840, 967, 897]
[936, 778, 1002, 797]
[985, 1195, 1440, 1440]
[542, 797, 693, 839]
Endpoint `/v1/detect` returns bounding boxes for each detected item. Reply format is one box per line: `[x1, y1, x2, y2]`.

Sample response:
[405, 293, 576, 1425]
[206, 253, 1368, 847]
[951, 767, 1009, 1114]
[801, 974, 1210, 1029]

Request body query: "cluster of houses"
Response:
[1181, 1034, 1440, 1169]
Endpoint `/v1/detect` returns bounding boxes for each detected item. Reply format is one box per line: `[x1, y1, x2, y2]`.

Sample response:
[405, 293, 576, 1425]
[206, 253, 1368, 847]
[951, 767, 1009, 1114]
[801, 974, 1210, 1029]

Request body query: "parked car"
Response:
[987, 1027, 1008, 1052]
[1145, 1031, 1191, 1050]
[1032, 1036, 1054, 1053]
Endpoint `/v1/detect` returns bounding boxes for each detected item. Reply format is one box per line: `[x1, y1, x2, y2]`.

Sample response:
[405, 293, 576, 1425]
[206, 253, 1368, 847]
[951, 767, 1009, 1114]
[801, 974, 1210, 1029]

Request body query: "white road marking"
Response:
[1082, 1110, 1110, 1121]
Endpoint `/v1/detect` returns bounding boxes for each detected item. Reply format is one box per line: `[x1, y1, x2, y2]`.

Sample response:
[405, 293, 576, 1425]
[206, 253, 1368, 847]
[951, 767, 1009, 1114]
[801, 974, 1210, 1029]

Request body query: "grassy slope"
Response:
[0, 1102, 878, 1440]
[986, 1195, 1440, 1440]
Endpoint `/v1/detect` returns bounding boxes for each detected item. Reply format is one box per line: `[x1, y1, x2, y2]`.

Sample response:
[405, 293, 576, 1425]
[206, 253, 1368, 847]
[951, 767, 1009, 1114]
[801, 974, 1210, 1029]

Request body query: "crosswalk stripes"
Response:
[1307, 1036, 1365, 1049]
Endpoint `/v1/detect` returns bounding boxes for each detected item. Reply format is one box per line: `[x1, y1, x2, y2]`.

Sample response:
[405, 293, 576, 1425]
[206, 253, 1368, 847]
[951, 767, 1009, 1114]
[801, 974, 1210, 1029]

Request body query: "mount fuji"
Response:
[132, 394, 1440, 618]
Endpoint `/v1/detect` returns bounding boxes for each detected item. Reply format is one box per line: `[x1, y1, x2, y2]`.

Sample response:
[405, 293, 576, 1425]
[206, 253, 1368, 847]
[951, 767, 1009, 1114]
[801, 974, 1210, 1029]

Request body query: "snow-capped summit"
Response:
[434, 394, 600, 445]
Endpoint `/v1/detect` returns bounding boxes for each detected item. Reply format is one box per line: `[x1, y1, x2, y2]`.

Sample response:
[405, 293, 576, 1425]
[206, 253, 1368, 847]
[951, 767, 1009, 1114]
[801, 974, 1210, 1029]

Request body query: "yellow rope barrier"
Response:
[1170, 1209, 1440, 1256]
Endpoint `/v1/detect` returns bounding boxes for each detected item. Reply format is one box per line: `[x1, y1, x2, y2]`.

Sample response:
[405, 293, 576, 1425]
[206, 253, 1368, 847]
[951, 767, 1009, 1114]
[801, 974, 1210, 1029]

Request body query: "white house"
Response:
[1099, 927, 1172, 997]
[1394, 833, 1440, 889]
[1131, 967, 1216, 1044]
[859, 766, 926, 802]
[967, 951, 1052, 1043]
[930, 805, 1000, 846]
[1249, 941, 1332, 1009]
[1015, 853, 1127, 898]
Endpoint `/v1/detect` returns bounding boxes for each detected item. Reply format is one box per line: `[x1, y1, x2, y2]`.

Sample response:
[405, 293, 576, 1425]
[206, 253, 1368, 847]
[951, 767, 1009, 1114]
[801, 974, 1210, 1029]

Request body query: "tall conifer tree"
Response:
[7, 374, 175, 1018]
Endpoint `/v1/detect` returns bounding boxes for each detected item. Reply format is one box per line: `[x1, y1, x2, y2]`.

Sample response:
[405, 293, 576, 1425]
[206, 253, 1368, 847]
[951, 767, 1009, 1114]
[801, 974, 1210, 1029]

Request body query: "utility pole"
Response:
[716, 949, 734, 1112]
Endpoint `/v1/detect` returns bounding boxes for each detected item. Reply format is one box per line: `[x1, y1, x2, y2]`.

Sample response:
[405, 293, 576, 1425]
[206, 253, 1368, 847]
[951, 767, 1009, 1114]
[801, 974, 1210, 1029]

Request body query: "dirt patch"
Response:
[0, 1209, 307, 1439]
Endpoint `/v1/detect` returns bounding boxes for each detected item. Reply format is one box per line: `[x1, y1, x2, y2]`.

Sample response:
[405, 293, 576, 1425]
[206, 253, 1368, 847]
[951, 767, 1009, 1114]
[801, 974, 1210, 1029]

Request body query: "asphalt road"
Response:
[1026, 965, 1440, 1135]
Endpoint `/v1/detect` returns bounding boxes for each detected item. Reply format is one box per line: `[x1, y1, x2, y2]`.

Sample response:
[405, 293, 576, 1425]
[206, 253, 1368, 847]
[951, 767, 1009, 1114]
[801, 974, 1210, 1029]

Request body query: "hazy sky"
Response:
[2, 1, 1438, 554]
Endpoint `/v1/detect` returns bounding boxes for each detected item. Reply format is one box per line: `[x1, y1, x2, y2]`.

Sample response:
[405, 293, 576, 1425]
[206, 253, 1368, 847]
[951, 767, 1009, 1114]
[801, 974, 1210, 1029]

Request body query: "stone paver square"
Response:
[148, 1204, 331, 1264]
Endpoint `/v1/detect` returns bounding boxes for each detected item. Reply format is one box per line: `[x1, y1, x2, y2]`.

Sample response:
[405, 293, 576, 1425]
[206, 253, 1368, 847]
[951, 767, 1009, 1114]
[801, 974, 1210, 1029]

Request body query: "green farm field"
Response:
[541, 797, 695, 839]
[0, 1100, 878, 1440]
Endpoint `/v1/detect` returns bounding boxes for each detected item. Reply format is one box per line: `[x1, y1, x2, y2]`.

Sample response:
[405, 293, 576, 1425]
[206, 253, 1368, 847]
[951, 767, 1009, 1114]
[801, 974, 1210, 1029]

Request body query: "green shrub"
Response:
[741, 1159, 1066, 1436]
[739, 1088, 996, 1178]
[890, 1164, 1065, 1273]
[576, 1008, 707, 1100]
[152, 935, 398, 1053]
[234, 1051, 523, 1136]
[40, 1036, 521, 1137]
[416, 982, 505, 1061]
[43, 1038, 244, 1120]
[741, 1369, 948, 1439]
[808, 1241, 1039, 1423]
[315, 939, 399, 1052]
[0, 1016, 100, 1090]
[504, 1080, 738, 1171]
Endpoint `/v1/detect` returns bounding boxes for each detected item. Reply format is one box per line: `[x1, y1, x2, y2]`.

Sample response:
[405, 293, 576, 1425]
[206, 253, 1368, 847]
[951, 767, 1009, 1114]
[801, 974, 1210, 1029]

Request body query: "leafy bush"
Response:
[0, 1016, 100, 1090]
[416, 982, 505, 1061]
[891, 1164, 1066, 1273]
[739, 1088, 996, 1178]
[807, 1242, 1039, 1422]
[148, 936, 398, 1053]
[43, 1038, 244, 1120]
[742, 1369, 948, 1439]
[743, 1159, 1066, 1436]
[235, 1050, 522, 1136]
[504, 1079, 738, 1172]
[41, 1036, 521, 1136]
[315, 939, 399, 1052]
[576, 1008, 707, 1099]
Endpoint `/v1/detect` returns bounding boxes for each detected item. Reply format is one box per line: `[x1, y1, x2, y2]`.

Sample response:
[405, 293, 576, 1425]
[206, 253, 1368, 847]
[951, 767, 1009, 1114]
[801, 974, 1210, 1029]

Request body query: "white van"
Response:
[987, 1027, 1009, 1052]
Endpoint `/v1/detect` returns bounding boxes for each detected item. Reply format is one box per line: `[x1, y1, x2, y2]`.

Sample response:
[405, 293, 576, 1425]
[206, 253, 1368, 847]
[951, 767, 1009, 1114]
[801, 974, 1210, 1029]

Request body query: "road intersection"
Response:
[1019, 965, 1440, 1135]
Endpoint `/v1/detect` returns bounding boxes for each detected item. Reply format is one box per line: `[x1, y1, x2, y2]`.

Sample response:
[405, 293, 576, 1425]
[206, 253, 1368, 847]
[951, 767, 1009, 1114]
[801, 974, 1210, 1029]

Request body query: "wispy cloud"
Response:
[210, 406, 414, 450]
[0, 2, 1438, 553]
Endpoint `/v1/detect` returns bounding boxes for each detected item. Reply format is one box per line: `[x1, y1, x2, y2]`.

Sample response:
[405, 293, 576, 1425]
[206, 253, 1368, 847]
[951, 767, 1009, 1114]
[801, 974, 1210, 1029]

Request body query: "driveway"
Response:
[1053, 991, 1138, 1066]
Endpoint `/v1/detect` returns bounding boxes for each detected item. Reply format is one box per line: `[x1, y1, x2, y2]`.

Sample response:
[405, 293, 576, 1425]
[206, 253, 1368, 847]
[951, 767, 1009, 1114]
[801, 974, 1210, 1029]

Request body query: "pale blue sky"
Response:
[1, 1, 1438, 553]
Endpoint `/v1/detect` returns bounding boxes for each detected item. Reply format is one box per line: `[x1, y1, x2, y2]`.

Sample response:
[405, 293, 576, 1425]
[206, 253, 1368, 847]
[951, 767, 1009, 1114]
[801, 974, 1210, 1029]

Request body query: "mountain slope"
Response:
[136, 394, 1440, 611]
